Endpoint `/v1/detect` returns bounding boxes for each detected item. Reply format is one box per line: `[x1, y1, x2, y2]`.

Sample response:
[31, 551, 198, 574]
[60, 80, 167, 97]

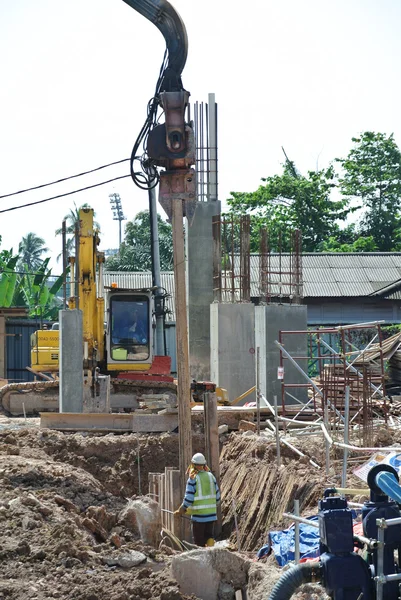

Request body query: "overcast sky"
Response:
[1, 0, 401, 272]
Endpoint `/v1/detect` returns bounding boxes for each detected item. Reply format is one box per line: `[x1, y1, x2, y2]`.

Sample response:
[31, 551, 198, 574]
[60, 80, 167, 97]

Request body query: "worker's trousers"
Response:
[191, 520, 215, 547]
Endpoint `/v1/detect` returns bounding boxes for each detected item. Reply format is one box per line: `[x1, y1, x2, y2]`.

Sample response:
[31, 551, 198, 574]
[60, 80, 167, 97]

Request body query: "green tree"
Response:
[227, 161, 349, 251]
[337, 132, 401, 251]
[105, 210, 173, 271]
[18, 232, 48, 272]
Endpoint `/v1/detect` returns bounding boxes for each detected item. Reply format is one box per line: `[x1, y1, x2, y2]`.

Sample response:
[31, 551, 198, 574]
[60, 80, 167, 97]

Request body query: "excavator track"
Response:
[0, 380, 59, 415]
[0, 379, 177, 416]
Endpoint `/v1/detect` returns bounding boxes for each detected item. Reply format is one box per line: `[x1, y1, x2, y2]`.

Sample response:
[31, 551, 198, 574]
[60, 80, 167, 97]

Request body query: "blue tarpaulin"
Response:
[257, 516, 320, 566]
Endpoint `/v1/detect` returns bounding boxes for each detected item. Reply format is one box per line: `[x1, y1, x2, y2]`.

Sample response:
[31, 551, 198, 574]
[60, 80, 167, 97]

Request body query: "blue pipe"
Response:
[376, 472, 401, 503]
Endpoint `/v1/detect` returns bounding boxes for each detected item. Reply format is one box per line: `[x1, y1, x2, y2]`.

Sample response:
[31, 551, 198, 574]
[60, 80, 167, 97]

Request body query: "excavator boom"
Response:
[121, 0, 188, 90]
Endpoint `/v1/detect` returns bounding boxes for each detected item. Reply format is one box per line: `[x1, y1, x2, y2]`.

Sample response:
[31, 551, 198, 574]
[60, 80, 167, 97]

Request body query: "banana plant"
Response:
[0, 251, 67, 319]
[0, 255, 19, 307]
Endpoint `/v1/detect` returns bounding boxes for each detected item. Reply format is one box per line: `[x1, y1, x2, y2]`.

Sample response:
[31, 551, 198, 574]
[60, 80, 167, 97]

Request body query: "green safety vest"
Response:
[188, 471, 217, 515]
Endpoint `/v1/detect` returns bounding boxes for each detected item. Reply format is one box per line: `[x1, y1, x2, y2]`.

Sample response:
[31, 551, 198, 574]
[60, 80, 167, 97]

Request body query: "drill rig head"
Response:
[122, 0, 196, 223]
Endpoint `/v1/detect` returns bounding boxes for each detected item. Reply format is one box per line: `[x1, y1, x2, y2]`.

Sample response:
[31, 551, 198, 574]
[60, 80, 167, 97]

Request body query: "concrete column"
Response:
[255, 304, 308, 406]
[59, 309, 83, 413]
[0, 316, 5, 379]
[187, 201, 221, 381]
[210, 303, 255, 403]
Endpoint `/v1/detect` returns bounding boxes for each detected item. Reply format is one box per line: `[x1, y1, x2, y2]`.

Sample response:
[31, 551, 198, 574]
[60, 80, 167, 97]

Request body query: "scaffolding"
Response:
[276, 322, 391, 447]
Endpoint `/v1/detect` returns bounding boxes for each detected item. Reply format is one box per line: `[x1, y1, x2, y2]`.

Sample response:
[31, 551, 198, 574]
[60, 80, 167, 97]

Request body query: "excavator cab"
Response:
[106, 288, 154, 371]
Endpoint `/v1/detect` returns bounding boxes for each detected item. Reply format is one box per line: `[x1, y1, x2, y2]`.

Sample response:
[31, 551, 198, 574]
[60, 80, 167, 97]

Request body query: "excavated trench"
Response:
[0, 422, 373, 599]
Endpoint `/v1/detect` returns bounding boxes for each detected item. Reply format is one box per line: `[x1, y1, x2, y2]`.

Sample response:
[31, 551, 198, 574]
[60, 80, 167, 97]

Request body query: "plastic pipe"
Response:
[375, 472, 401, 503]
[268, 563, 321, 600]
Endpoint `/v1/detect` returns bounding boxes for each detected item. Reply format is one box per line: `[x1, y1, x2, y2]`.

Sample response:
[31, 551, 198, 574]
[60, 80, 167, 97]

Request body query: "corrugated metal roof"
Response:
[104, 253, 401, 302]
[336, 282, 375, 296]
[103, 272, 176, 321]
[329, 268, 367, 282]
[386, 290, 401, 300]
[358, 255, 401, 268]
[304, 282, 341, 297]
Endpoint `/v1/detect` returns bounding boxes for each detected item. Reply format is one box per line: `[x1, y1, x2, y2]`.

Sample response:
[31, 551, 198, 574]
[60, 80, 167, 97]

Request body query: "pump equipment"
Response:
[269, 464, 401, 600]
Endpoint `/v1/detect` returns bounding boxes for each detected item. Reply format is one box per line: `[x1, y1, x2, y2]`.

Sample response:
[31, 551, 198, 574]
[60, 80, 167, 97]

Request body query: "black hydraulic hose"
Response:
[268, 563, 321, 600]
[121, 0, 188, 80]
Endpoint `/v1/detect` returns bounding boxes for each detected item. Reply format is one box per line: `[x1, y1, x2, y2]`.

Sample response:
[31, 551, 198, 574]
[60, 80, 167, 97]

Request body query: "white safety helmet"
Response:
[191, 453, 207, 465]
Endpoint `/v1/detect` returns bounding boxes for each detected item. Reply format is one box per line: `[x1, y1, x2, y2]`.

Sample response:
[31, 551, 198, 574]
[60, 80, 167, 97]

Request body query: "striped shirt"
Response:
[182, 471, 221, 522]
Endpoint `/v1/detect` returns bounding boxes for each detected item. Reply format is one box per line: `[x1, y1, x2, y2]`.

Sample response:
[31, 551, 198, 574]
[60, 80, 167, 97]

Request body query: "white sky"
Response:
[1, 0, 401, 273]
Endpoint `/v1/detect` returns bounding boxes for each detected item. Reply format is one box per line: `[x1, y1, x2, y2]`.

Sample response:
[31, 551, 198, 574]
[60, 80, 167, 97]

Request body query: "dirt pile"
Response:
[0, 425, 198, 600]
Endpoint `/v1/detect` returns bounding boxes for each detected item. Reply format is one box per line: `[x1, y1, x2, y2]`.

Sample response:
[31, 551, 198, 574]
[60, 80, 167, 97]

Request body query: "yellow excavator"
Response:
[29, 207, 177, 410]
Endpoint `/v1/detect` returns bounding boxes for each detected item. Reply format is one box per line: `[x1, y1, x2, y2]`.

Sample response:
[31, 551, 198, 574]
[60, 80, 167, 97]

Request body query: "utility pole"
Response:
[109, 193, 126, 247]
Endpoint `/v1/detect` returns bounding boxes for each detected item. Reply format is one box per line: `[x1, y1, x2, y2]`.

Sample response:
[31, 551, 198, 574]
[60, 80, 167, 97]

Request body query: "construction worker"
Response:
[174, 452, 220, 547]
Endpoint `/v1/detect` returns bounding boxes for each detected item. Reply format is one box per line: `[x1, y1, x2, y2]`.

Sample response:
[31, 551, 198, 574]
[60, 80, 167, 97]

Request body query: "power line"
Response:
[0, 269, 65, 277]
[0, 158, 129, 200]
[0, 175, 131, 215]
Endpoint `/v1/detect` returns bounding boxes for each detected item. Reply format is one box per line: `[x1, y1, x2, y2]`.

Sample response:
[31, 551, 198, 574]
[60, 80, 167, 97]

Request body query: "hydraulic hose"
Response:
[375, 471, 401, 503]
[268, 563, 321, 600]
[121, 0, 188, 81]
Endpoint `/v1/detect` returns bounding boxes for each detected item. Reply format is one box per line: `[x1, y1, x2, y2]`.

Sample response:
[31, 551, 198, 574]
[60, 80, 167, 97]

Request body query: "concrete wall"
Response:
[210, 303, 255, 402]
[187, 201, 221, 381]
[255, 304, 308, 405]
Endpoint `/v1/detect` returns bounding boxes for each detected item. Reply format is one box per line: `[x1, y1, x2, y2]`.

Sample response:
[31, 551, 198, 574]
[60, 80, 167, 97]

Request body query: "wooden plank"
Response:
[172, 198, 192, 496]
[40, 412, 178, 432]
[171, 470, 181, 538]
[205, 392, 221, 537]
[160, 474, 166, 529]
[165, 467, 174, 532]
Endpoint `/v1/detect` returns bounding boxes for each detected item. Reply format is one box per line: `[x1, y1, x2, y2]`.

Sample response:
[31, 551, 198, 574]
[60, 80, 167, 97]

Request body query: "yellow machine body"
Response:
[30, 330, 60, 372]
[30, 208, 155, 377]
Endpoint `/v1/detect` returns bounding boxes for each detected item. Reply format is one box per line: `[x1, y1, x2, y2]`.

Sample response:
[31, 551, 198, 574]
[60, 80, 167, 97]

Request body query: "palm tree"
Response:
[18, 233, 49, 272]
[55, 202, 100, 261]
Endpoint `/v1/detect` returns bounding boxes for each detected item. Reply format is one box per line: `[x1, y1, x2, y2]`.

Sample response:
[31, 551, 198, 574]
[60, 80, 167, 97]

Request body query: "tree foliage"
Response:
[18, 232, 48, 272]
[227, 132, 401, 253]
[227, 161, 349, 251]
[105, 211, 173, 272]
[336, 132, 401, 251]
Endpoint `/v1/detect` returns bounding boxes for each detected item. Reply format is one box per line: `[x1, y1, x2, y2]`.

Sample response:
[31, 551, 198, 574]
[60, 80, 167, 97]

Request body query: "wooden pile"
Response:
[149, 468, 182, 536]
